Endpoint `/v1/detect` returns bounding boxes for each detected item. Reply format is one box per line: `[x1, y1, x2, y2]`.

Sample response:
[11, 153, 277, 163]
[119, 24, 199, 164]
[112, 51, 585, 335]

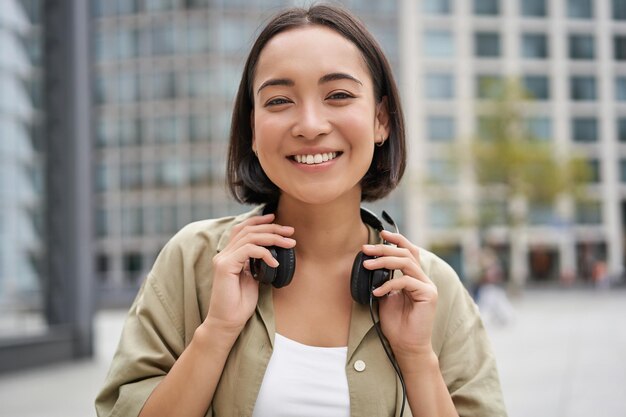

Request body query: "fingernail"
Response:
[363, 244, 376, 249]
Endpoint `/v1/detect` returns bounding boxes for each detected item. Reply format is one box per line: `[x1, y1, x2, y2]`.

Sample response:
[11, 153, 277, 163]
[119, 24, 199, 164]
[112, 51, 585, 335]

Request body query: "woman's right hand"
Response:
[205, 213, 295, 335]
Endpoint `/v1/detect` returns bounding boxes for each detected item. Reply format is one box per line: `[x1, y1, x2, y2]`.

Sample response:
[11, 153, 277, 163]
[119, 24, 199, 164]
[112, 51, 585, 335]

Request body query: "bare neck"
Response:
[274, 195, 369, 261]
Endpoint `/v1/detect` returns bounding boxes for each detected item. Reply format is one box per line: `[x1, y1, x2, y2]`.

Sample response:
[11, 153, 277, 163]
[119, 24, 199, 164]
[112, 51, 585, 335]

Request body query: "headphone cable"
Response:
[369, 291, 406, 417]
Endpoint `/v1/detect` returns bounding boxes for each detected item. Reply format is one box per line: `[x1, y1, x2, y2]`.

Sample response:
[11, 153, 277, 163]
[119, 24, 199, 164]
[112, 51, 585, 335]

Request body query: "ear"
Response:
[375, 96, 391, 144]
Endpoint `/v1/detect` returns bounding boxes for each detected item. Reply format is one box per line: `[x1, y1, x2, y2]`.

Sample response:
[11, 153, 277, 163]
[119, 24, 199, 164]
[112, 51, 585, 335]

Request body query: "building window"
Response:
[475, 32, 500, 57]
[474, 0, 499, 15]
[567, 0, 593, 19]
[618, 118, 626, 142]
[96, 119, 118, 147]
[586, 159, 601, 182]
[122, 252, 143, 284]
[94, 31, 117, 62]
[619, 159, 626, 182]
[615, 36, 626, 60]
[478, 200, 508, 225]
[476, 75, 503, 99]
[569, 34, 595, 60]
[120, 163, 142, 190]
[477, 116, 499, 141]
[614, 0, 626, 19]
[523, 75, 550, 100]
[528, 202, 555, 225]
[522, 33, 548, 58]
[428, 201, 459, 228]
[153, 116, 183, 144]
[423, 0, 451, 14]
[118, 28, 138, 59]
[617, 77, 626, 101]
[424, 30, 454, 58]
[427, 159, 457, 184]
[156, 158, 186, 187]
[526, 117, 552, 140]
[521, 0, 547, 17]
[425, 73, 455, 99]
[122, 207, 144, 236]
[95, 253, 109, 276]
[190, 114, 211, 142]
[155, 205, 178, 234]
[187, 21, 212, 54]
[141, 71, 175, 101]
[570, 76, 597, 101]
[572, 117, 598, 142]
[189, 158, 212, 185]
[118, 72, 139, 103]
[96, 209, 109, 237]
[575, 201, 602, 224]
[427, 116, 456, 141]
[118, 118, 141, 146]
[150, 23, 176, 56]
[95, 163, 112, 191]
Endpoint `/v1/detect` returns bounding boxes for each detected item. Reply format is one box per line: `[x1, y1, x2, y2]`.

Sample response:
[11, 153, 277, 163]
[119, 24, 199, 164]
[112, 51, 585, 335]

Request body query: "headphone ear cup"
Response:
[350, 252, 393, 305]
[250, 248, 278, 285]
[272, 247, 296, 288]
[351, 252, 373, 305]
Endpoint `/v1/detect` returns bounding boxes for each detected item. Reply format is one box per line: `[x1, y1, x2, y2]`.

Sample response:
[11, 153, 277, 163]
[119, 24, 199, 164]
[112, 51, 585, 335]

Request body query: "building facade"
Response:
[401, 0, 626, 284]
[0, 0, 46, 335]
[92, 0, 626, 304]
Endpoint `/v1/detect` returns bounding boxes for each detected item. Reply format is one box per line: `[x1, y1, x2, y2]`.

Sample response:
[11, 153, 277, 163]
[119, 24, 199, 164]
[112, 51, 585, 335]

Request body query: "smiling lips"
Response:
[292, 152, 340, 165]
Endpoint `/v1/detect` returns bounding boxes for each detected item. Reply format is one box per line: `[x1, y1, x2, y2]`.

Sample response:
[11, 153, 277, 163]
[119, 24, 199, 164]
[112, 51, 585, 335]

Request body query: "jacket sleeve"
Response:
[94, 219, 217, 417]
[94, 271, 191, 417]
[427, 253, 508, 417]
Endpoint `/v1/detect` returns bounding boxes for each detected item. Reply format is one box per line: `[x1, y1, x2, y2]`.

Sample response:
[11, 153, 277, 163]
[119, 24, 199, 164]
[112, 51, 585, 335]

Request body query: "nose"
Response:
[291, 101, 332, 140]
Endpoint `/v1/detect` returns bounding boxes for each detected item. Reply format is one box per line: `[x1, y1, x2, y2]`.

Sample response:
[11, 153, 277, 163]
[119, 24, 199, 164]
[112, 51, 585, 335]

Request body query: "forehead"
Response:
[254, 25, 371, 86]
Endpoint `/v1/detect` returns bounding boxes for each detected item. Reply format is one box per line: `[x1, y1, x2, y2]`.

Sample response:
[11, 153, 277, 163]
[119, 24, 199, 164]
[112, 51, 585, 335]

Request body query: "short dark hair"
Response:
[227, 4, 406, 205]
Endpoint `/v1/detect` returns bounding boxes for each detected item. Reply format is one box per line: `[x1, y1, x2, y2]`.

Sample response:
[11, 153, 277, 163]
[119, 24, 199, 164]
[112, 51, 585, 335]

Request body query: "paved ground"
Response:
[0, 287, 624, 417]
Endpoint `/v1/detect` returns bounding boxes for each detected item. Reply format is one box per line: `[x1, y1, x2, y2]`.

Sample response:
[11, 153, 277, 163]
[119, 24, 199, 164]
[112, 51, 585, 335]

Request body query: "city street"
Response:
[0, 287, 624, 417]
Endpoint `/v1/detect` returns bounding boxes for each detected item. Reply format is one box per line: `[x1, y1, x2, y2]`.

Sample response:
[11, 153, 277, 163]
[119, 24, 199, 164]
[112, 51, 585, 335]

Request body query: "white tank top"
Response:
[251, 333, 350, 417]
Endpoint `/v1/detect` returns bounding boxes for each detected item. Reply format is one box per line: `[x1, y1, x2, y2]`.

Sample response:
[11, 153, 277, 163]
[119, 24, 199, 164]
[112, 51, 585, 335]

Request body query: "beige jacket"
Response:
[95, 206, 507, 417]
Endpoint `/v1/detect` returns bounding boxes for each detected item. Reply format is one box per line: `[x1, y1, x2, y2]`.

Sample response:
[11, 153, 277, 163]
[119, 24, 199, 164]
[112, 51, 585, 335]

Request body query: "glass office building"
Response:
[0, 0, 46, 335]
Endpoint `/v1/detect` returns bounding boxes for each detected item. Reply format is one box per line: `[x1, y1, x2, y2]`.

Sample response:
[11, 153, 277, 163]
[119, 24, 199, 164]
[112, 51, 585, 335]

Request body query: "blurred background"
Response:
[0, 0, 625, 416]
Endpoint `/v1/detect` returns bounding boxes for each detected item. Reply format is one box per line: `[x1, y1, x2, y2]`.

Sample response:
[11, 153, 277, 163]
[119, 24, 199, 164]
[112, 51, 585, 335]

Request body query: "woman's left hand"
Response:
[361, 230, 438, 359]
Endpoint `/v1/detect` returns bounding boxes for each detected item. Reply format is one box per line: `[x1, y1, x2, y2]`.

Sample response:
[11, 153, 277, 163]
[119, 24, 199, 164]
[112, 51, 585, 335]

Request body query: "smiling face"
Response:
[251, 25, 390, 206]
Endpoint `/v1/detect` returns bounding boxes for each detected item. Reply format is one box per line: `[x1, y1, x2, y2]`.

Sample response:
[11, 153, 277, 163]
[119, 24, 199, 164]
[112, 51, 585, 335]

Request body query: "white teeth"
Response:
[294, 152, 338, 165]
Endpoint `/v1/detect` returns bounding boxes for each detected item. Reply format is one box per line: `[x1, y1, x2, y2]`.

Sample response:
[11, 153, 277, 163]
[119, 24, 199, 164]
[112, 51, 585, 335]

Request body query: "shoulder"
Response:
[147, 205, 263, 294]
[417, 247, 465, 293]
[416, 248, 480, 346]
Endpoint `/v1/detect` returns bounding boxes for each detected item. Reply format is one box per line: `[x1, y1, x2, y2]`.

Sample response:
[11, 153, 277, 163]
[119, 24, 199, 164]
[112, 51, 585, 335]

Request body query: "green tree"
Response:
[450, 78, 589, 291]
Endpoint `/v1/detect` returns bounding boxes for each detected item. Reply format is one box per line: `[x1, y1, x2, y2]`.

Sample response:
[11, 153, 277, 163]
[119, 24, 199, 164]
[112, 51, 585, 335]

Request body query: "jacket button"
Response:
[354, 360, 366, 372]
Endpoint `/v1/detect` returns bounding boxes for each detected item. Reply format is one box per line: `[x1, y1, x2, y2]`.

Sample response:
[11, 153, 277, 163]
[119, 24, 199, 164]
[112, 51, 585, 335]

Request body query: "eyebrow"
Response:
[256, 72, 363, 95]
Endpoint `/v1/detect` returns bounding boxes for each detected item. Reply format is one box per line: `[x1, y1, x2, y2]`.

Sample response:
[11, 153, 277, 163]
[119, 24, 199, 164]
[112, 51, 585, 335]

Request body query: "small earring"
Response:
[376, 137, 386, 147]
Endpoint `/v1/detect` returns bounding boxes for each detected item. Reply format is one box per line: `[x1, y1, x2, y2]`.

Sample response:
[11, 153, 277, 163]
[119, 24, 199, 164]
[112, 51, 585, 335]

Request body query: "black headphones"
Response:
[249, 205, 398, 305]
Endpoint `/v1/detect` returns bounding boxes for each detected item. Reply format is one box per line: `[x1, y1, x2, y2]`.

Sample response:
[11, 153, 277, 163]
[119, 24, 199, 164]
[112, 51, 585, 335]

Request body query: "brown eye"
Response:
[265, 97, 291, 106]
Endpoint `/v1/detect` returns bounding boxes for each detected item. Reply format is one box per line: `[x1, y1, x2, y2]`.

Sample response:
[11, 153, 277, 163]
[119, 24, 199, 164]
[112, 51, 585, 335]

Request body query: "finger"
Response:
[363, 256, 424, 281]
[372, 275, 436, 301]
[380, 230, 421, 261]
[231, 232, 296, 252]
[230, 222, 295, 245]
[362, 244, 413, 259]
[235, 244, 281, 268]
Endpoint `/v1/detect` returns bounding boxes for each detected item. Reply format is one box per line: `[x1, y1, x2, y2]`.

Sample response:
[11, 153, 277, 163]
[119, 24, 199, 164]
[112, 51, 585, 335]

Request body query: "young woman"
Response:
[96, 5, 506, 417]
